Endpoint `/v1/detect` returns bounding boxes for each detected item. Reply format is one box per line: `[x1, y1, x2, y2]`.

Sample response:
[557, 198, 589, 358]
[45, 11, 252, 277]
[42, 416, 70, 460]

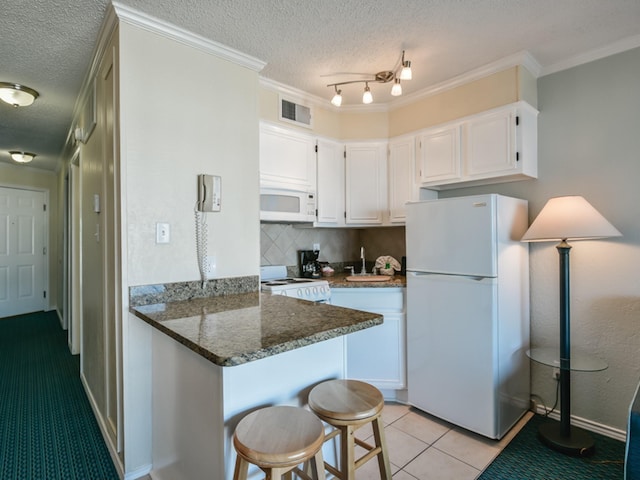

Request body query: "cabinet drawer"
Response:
[330, 287, 404, 313]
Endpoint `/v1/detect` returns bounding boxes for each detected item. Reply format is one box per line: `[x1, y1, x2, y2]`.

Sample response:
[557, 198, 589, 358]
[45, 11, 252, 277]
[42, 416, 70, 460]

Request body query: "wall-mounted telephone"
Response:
[197, 174, 221, 212]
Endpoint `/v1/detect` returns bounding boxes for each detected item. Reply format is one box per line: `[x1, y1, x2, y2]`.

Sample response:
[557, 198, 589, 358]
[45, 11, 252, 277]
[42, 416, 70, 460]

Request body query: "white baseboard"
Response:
[124, 464, 152, 480]
[80, 372, 125, 479]
[532, 404, 627, 442]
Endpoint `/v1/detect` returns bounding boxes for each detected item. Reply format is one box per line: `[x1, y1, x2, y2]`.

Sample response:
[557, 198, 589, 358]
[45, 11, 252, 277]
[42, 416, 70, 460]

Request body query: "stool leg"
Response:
[267, 467, 287, 479]
[341, 425, 356, 480]
[281, 470, 293, 480]
[371, 417, 392, 480]
[233, 456, 249, 480]
[309, 449, 327, 480]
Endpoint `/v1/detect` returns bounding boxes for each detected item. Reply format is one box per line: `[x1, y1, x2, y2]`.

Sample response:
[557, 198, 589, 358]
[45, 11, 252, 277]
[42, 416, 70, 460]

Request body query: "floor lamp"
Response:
[521, 196, 621, 456]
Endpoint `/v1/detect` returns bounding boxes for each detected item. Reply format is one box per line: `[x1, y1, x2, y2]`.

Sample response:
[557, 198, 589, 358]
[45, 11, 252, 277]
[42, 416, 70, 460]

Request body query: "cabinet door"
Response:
[418, 124, 461, 184]
[463, 108, 516, 177]
[331, 288, 406, 390]
[315, 138, 345, 225]
[346, 313, 405, 390]
[345, 143, 387, 225]
[388, 137, 417, 224]
[259, 123, 316, 190]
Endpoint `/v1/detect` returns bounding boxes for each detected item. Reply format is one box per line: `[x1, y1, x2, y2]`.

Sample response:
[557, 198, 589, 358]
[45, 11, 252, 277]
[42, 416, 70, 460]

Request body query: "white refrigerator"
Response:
[405, 194, 530, 439]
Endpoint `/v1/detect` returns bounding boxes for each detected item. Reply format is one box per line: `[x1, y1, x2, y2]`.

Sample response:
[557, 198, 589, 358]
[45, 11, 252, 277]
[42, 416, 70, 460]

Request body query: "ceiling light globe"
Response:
[9, 151, 36, 163]
[331, 91, 342, 107]
[0, 83, 39, 107]
[400, 61, 412, 81]
[362, 85, 373, 104]
[391, 79, 402, 96]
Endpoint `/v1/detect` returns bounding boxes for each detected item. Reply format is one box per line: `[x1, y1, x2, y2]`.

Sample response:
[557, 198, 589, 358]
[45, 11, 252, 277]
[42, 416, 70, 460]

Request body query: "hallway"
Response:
[0, 311, 118, 479]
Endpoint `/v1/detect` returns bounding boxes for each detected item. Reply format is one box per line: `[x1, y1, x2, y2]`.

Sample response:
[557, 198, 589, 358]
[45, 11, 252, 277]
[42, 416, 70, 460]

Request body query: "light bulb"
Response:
[362, 84, 373, 104]
[391, 79, 402, 96]
[331, 89, 342, 107]
[400, 61, 412, 81]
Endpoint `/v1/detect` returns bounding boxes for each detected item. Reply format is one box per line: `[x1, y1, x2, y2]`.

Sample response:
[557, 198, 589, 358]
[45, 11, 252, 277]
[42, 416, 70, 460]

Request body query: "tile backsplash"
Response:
[260, 223, 406, 272]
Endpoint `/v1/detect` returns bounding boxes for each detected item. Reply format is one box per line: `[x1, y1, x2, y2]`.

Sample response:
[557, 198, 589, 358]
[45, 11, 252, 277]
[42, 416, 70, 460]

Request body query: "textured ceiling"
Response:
[2, 0, 640, 172]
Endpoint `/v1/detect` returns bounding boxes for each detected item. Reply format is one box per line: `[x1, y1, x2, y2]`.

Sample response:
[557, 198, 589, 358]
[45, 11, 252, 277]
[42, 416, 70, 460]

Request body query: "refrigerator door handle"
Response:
[408, 271, 494, 281]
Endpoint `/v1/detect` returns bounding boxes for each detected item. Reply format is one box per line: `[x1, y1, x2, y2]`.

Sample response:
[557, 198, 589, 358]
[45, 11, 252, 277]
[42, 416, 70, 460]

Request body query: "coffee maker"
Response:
[299, 249, 321, 278]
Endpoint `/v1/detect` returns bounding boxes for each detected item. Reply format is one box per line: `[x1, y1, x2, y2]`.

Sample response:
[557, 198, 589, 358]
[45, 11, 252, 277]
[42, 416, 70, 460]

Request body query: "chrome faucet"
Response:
[360, 246, 366, 274]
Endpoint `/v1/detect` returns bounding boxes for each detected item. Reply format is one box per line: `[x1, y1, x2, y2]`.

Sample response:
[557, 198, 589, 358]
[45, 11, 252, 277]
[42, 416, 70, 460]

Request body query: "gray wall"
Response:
[441, 47, 640, 432]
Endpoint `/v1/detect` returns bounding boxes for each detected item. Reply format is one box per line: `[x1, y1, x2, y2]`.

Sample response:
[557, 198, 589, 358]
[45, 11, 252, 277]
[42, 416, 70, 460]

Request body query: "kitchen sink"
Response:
[345, 275, 392, 282]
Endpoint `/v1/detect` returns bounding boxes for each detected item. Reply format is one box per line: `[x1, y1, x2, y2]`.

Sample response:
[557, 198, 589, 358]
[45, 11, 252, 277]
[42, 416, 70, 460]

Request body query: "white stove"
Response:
[260, 265, 331, 303]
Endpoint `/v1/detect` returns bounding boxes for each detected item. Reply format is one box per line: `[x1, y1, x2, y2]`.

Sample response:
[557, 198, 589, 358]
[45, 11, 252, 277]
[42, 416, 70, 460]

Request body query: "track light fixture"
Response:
[326, 50, 413, 106]
[9, 151, 36, 163]
[0, 82, 39, 107]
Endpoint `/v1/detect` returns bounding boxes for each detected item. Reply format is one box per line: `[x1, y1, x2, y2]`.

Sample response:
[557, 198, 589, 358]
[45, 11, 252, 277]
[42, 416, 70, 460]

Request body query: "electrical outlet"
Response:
[205, 255, 217, 279]
[530, 398, 539, 413]
[313, 243, 320, 251]
[552, 367, 561, 380]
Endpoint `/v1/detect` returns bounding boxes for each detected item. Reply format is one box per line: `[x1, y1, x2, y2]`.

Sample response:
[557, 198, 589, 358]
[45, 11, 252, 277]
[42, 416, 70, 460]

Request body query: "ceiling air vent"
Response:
[280, 97, 312, 128]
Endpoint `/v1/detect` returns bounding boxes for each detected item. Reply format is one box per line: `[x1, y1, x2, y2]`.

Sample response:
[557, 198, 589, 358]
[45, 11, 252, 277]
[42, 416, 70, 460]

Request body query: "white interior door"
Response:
[0, 186, 46, 317]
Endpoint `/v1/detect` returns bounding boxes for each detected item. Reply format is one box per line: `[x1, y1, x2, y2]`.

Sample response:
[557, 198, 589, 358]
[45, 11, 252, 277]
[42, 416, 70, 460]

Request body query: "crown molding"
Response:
[111, 2, 266, 72]
[540, 34, 640, 77]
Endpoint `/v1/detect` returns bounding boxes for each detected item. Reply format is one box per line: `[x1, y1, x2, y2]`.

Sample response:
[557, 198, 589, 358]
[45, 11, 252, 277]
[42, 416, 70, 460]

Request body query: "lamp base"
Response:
[538, 422, 595, 457]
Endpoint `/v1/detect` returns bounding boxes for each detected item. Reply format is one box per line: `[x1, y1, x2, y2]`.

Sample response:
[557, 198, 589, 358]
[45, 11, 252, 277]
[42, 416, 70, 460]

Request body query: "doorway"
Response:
[0, 186, 48, 318]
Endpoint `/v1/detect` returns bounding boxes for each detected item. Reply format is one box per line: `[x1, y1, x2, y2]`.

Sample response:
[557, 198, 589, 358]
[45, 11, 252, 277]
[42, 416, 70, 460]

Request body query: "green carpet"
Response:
[479, 414, 625, 479]
[0, 311, 118, 480]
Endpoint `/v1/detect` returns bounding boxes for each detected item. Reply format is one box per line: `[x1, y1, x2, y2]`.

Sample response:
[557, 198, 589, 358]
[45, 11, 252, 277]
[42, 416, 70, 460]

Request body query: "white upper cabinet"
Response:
[345, 142, 388, 225]
[259, 122, 316, 191]
[315, 138, 345, 226]
[463, 101, 538, 182]
[417, 123, 461, 184]
[419, 101, 538, 190]
[388, 136, 419, 223]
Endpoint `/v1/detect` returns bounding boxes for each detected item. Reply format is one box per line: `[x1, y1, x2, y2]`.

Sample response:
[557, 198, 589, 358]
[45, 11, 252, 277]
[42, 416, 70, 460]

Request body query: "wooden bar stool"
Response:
[308, 379, 392, 480]
[232, 405, 327, 480]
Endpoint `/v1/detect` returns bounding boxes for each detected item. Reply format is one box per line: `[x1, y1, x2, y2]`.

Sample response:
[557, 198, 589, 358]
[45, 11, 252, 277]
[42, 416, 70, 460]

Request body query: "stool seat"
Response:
[308, 380, 391, 480]
[233, 406, 326, 480]
[308, 379, 383, 423]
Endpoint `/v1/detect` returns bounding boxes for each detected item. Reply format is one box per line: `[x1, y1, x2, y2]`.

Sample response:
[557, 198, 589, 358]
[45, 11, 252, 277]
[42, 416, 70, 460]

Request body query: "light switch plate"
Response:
[156, 223, 170, 244]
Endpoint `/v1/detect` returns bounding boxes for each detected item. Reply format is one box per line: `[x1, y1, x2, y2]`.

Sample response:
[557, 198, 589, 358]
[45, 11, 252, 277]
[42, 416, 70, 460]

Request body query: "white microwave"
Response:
[260, 187, 316, 223]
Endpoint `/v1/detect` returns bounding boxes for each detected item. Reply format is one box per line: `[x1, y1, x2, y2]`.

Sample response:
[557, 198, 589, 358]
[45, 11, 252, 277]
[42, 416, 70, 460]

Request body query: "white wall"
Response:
[118, 22, 261, 474]
[441, 46, 640, 432]
[120, 24, 260, 287]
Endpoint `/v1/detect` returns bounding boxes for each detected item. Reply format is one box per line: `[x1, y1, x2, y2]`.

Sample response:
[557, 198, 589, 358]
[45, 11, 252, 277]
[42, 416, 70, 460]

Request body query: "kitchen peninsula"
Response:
[131, 291, 382, 480]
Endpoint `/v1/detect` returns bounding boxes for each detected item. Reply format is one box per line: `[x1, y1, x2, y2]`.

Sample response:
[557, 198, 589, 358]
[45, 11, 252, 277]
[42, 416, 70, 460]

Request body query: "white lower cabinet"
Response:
[331, 287, 406, 390]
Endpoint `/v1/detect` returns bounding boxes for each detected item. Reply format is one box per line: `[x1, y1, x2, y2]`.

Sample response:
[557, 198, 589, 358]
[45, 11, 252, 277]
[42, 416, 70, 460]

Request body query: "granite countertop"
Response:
[327, 272, 407, 288]
[131, 292, 382, 367]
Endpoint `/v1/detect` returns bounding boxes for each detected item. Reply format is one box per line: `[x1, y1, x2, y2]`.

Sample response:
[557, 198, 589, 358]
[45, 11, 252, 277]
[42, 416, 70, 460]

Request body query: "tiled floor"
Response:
[140, 404, 532, 479]
[352, 403, 533, 479]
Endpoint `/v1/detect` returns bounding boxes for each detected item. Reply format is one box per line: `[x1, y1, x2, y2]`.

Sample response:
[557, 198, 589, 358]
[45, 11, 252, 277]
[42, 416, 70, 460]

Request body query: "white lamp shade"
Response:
[331, 91, 342, 107]
[521, 195, 621, 242]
